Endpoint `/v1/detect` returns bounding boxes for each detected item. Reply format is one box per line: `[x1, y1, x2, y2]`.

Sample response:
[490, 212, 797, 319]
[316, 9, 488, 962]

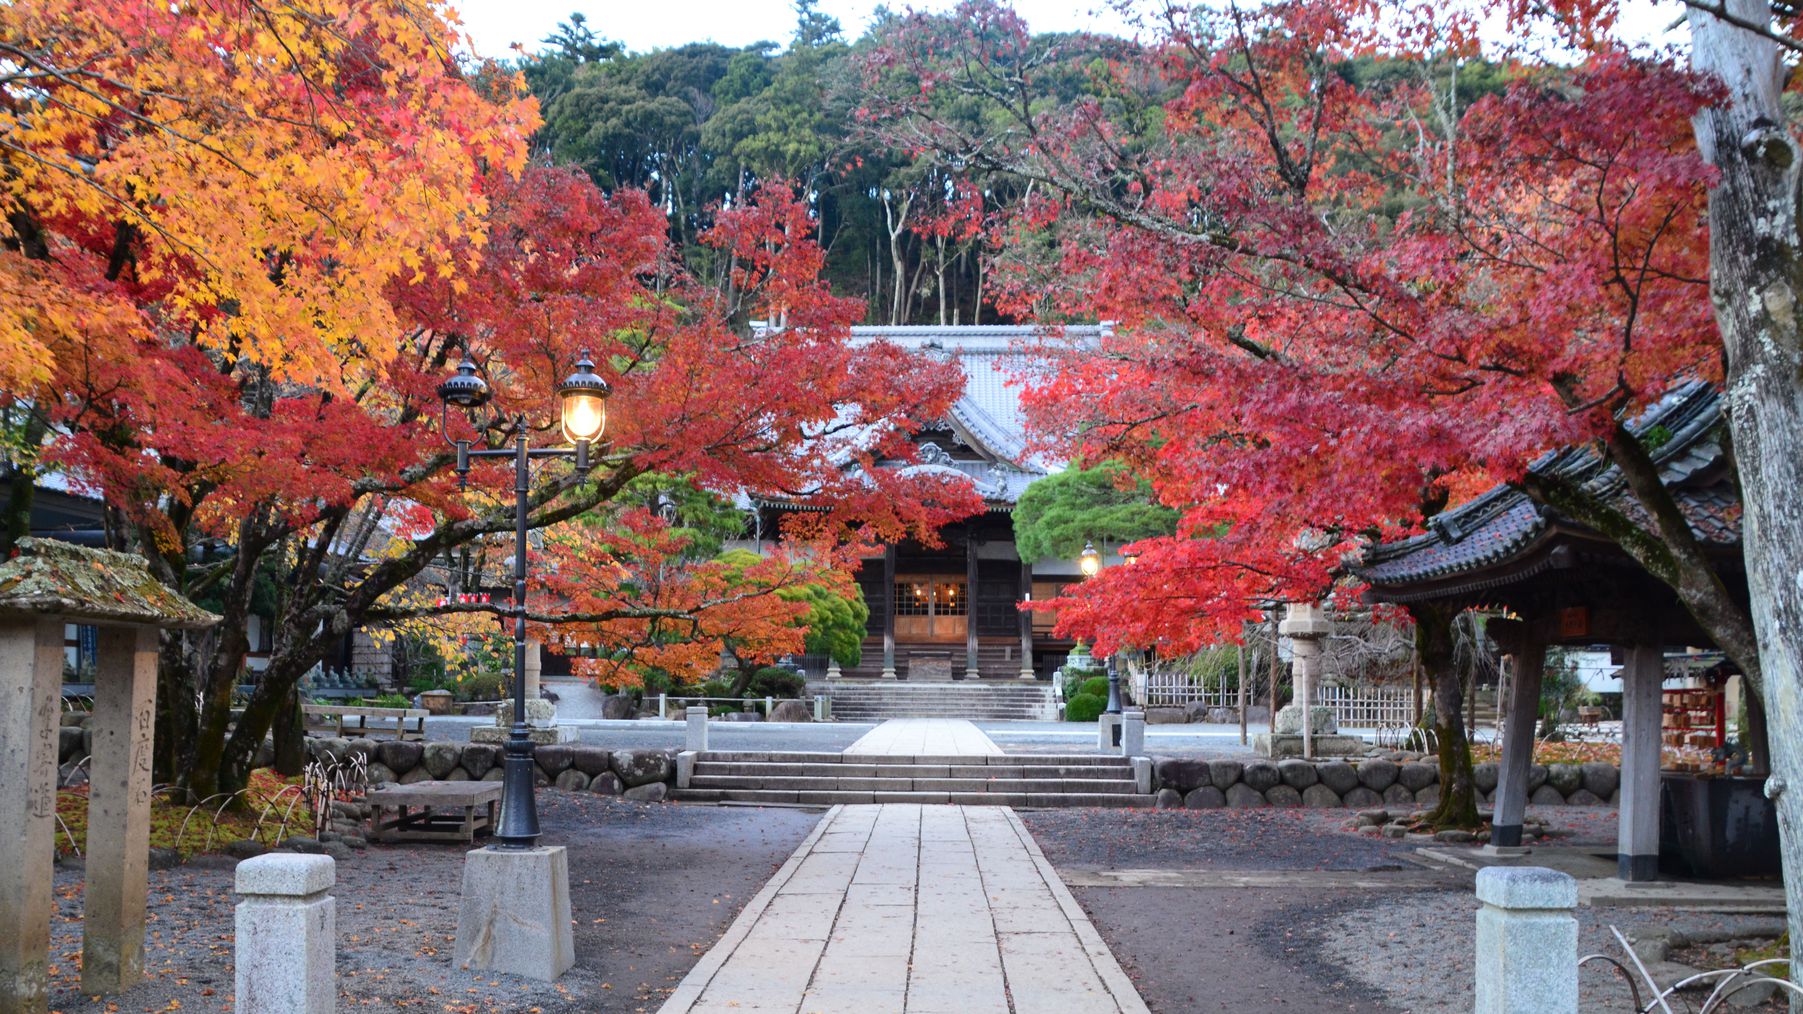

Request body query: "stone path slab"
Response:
[844, 718, 1002, 756]
[658, 804, 1149, 1014]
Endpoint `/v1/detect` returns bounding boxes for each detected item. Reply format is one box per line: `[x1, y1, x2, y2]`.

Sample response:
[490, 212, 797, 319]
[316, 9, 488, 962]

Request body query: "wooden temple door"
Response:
[894, 578, 967, 643]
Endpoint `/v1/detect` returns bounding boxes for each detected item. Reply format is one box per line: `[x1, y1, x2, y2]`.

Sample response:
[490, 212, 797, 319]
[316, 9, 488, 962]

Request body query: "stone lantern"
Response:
[1256, 602, 1361, 759]
[0, 538, 218, 1011]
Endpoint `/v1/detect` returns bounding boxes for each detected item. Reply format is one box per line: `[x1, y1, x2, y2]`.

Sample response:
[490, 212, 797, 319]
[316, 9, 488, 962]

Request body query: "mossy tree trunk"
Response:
[1414, 604, 1480, 829]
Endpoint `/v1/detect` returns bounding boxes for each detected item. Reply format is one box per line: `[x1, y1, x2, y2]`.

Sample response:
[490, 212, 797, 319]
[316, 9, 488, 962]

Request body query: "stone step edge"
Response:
[671, 788, 1155, 807]
[688, 776, 1141, 793]
[693, 752, 1129, 765]
[692, 764, 1129, 779]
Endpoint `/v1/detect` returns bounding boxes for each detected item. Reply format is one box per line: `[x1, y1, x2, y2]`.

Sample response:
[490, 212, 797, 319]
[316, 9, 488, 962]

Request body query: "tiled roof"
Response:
[1357, 382, 1738, 590]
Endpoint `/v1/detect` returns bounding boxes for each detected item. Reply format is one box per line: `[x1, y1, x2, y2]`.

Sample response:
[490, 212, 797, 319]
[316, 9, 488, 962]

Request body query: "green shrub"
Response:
[1065, 692, 1106, 723]
[453, 670, 506, 702]
[747, 666, 805, 700]
[1063, 665, 1102, 700]
[1078, 676, 1110, 699]
[370, 693, 412, 709]
[695, 679, 733, 700]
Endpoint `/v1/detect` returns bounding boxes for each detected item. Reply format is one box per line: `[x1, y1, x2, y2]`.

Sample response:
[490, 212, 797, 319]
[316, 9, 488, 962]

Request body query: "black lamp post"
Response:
[439, 353, 609, 850]
[1076, 540, 1123, 715]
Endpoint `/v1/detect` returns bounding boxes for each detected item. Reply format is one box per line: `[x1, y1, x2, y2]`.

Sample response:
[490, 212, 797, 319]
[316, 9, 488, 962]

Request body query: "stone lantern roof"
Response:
[0, 537, 219, 628]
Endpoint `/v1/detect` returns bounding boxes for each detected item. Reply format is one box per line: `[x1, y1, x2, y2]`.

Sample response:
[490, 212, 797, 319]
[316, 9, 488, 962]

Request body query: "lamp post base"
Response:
[453, 846, 574, 981]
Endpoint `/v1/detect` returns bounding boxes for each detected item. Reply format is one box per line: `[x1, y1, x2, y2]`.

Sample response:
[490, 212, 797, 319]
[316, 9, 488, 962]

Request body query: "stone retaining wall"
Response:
[301, 738, 679, 801]
[1151, 757, 1623, 809]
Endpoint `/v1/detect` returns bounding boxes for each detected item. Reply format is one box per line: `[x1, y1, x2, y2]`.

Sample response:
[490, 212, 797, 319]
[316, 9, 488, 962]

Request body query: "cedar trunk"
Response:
[1689, 3, 1803, 1005]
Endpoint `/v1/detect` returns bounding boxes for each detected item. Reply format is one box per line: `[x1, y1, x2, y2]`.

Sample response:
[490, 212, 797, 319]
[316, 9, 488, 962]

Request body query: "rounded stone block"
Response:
[364, 762, 397, 786]
[1266, 784, 1302, 807]
[1224, 783, 1268, 808]
[570, 746, 612, 777]
[1317, 761, 1359, 795]
[1277, 759, 1319, 789]
[421, 742, 461, 779]
[1302, 784, 1342, 807]
[236, 853, 334, 897]
[554, 769, 590, 792]
[1529, 784, 1565, 806]
[613, 749, 672, 788]
[1184, 786, 1226, 809]
[374, 740, 422, 773]
[1565, 789, 1601, 806]
[443, 768, 471, 782]
[1343, 786, 1383, 808]
[1356, 759, 1399, 792]
[1207, 760, 1244, 790]
[460, 744, 500, 778]
[1397, 763, 1437, 792]
[1475, 866, 1577, 909]
[1415, 785, 1440, 807]
[1473, 763, 1500, 793]
[397, 766, 432, 784]
[589, 772, 622, 795]
[1526, 765, 1549, 792]
[534, 745, 574, 776]
[1580, 763, 1619, 799]
[1240, 761, 1281, 792]
[1154, 788, 1183, 809]
[1546, 764, 1582, 796]
[623, 782, 667, 802]
[1155, 758, 1211, 793]
[1382, 783, 1415, 806]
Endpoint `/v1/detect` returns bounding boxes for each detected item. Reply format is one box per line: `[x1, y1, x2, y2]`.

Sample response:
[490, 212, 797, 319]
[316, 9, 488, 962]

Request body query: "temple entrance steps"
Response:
[671, 752, 1152, 808]
[808, 680, 1057, 721]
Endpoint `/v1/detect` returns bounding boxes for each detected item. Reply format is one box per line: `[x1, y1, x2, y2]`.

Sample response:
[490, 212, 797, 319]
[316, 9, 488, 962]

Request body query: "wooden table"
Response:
[366, 781, 502, 844]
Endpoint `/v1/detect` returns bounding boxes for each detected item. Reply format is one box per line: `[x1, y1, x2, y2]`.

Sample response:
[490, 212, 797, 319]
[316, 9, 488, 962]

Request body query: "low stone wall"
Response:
[1150, 757, 1623, 809]
[301, 738, 679, 800]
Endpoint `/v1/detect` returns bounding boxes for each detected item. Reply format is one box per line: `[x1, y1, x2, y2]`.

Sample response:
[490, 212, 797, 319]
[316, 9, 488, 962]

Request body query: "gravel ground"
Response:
[1021, 808, 1423, 871]
[1316, 890, 1789, 1013]
[45, 793, 822, 1013]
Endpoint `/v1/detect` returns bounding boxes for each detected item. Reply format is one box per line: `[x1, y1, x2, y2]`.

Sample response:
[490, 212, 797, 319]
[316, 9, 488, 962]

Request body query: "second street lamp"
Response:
[439, 352, 610, 851]
[1076, 540, 1123, 715]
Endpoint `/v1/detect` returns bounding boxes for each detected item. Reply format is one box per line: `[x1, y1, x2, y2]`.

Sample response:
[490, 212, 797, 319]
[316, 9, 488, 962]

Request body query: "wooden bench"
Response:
[366, 780, 502, 844]
[302, 704, 427, 740]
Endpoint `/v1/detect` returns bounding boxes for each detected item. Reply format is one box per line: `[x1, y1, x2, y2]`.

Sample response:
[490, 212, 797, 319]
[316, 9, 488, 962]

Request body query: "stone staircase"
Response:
[673, 752, 1151, 807]
[811, 680, 1056, 721]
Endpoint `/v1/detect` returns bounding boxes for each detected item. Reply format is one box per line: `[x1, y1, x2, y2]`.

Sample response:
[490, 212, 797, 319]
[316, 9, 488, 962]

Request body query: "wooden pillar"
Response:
[1018, 561, 1035, 679]
[1267, 610, 1280, 733]
[880, 545, 897, 680]
[1492, 632, 1548, 848]
[83, 625, 159, 995]
[1617, 640, 1664, 882]
[964, 523, 980, 680]
[0, 619, 66, 1013]
[1236, 636, 1248, 746]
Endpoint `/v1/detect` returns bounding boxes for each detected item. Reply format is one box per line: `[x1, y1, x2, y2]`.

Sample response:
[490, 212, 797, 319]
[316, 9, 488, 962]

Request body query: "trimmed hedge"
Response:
[1078, 676, 1110, 699]
[1066, 692, 1106, 723]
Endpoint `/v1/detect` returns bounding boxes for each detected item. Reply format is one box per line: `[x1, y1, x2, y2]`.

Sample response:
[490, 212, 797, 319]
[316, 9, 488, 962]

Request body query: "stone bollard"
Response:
[685, 706, 708, 752]
[1121, 710, 1146, 757]
[1474, 867, 1577, 1014]
[235, 853, 336, 1014]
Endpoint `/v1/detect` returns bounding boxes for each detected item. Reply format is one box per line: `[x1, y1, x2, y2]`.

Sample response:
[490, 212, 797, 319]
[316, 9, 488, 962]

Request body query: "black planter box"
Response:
[1659, 773, 1781, 879]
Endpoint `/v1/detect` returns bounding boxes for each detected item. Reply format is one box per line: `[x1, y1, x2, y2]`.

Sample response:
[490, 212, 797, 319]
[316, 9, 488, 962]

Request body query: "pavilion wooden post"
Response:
[1017, 561, 1035, 680]
[1412, 649, 1424, 727]
[82, 626, 159, 995]
[1618, 640, 1665, 881]
[880, 544, 897, 680]
[0, 619, 66, 1013]
[1491, 624, 1548, 849]
[964, 524, 980, 680]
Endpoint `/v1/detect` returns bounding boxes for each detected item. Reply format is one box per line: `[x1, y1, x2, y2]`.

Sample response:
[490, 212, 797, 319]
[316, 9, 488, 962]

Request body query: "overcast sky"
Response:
[453, 0, 1688, 63]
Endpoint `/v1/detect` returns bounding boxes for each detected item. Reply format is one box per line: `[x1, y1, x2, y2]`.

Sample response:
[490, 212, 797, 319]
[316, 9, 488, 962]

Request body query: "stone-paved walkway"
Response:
[658, 803, 1149, 1014]
[843, 718, 1002, 756]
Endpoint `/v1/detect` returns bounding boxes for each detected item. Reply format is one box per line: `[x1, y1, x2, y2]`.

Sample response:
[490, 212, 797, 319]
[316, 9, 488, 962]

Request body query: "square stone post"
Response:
[685, 706, 708, 752]
[235, 854, 336, 1014]
[1491, 633, 1547, 849]
[1474, 867, 1577, 1014]
[83, 625, 158, 995]
[1120, 710, 1145, 757]
[0, 619, 66, 1013]
[454, 846, 574, 980]
[1618, 640, 1664, 881]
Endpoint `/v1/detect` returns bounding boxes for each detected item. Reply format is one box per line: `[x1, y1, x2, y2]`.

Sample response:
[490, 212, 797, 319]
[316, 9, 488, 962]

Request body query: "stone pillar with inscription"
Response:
[0, 619, 66, 1013]
[0, 539, 218, 1012]
[83, 626, 160, 995]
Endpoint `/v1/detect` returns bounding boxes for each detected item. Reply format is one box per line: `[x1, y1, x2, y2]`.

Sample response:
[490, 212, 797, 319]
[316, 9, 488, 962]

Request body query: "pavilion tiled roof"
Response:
[1357, 382, 1738, 592]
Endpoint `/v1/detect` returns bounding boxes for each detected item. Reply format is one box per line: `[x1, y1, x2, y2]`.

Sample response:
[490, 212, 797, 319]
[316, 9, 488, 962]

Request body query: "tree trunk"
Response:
[1689, 3, 1803, 1000]
[271, 685, 306, 777]
[1414, 605, 1480, 828]
[152, 635, 198, 786]
[0, 410, 47, 555]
